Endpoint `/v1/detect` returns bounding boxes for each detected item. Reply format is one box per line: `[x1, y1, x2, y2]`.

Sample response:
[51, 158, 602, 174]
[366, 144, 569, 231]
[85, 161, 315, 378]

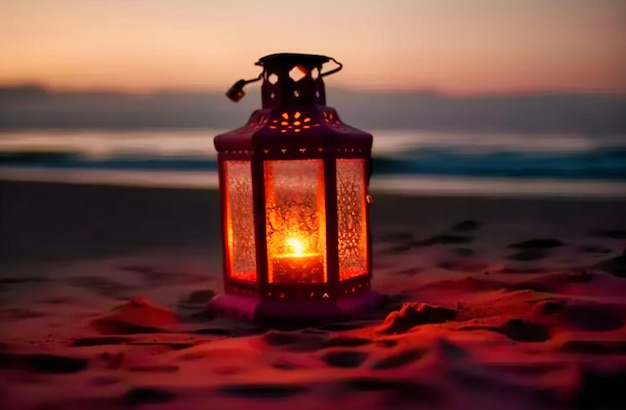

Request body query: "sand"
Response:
[1, 180, 626, 409]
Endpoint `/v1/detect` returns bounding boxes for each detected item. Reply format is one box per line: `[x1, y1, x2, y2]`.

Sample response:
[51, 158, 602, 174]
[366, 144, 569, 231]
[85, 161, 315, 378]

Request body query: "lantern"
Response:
[208, 53, 381, 324]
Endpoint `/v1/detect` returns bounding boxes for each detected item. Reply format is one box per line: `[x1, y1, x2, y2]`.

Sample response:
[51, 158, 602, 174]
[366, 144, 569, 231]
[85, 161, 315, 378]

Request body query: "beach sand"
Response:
[1, 180, 626, 409]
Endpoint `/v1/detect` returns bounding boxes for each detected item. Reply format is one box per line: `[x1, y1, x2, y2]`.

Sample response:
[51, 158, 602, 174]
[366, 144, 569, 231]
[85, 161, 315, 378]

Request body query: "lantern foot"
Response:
[207, 290, 384, 326]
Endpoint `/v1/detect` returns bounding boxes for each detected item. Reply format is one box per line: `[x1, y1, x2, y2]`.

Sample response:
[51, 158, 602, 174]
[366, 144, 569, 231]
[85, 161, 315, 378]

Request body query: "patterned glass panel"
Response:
[264, 160, 327, 284]
[337, 159, 368, 280]
[225, 161, 256, 281]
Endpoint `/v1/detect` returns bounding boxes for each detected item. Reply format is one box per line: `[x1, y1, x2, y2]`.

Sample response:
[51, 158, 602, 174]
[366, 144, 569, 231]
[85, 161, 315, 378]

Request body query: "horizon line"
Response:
[1, 81, 625, 98]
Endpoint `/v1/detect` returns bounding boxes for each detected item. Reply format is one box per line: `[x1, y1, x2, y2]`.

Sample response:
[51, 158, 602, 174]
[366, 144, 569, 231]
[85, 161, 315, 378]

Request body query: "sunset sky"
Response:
[1, 0, 625, 94]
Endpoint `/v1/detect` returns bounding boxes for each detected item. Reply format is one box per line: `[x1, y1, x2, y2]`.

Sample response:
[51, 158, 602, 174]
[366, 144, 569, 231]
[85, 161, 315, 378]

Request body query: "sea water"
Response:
[1, 129, 625, 197]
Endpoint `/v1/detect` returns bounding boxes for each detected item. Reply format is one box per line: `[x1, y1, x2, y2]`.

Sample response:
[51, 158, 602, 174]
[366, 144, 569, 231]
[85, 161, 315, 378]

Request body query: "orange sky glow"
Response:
[1, 0, 625, 94]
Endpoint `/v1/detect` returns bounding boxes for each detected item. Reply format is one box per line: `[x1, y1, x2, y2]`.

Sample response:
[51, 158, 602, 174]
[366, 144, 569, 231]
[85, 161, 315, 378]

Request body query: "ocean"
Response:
[1, 129, 625, 197]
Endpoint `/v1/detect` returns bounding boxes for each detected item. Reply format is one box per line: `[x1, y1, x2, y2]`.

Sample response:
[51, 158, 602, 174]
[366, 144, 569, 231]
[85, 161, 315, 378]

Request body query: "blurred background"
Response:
[1, 0, 625, 196]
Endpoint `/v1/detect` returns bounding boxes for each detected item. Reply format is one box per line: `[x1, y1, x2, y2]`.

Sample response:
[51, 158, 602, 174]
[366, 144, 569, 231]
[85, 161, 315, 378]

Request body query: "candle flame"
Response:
[286, 237, 304, 257]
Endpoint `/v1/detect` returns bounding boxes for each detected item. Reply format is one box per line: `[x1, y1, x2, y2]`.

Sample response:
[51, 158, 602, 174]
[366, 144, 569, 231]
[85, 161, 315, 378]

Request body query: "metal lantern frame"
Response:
[208, 53, 382, 324]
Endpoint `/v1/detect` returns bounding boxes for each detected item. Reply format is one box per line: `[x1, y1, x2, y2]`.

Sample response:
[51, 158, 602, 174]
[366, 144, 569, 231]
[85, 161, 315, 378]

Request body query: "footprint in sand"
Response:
[594, 250, 626, 277]
[124, 386, 176, 406]
[371, 348, 426, 370]
[322, 336, 373, 348]
[263, 330, 304, 347]
[459, 318, 550, 343]
[339, 377, 442, 405]
[507, 238, 565, 249]
[562, 302, 624, 331]
[506, 238, 564, 262]
[498, 319, 550, 342]
[341, 377, 416, 392]
[450, 220, 481, 232]
[452, 247, 476, 257]
[375, 339, 399, 348]
[321, 350, 368, 368]
[587, 229, 626, 240]
[217, 383, 308, 398]
[578, 245, 612, 255]
[262, 330, 328, 352]
[507, 249, 552, 262]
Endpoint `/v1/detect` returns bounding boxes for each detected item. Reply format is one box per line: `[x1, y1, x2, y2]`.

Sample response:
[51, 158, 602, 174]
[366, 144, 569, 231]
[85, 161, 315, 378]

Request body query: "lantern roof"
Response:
[214, 106, 373, 152]
[255, 53, 332, 68]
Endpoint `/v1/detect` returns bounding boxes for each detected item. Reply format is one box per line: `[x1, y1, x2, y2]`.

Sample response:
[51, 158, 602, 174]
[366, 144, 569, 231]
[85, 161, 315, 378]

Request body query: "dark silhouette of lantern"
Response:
[208, 53, 381, 324]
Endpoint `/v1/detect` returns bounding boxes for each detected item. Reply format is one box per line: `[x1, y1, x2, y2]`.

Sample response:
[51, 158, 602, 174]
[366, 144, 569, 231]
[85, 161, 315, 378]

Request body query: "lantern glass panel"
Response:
[336, 158, 368, 280]
[264, 159, 327, 284]
[224, 160, 257, 282]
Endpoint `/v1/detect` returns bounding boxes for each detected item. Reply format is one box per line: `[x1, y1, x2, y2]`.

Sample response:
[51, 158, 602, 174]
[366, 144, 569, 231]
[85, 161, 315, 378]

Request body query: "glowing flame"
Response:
[286, 237, 304, 257]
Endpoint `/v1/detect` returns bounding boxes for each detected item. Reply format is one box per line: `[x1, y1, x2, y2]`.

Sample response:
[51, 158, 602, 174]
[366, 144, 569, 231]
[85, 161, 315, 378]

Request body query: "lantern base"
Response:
[207, 290, 383, 326]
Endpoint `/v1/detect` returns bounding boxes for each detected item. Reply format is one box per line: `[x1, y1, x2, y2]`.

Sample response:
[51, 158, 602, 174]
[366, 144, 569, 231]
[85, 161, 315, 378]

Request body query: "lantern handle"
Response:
[225, 71, 264, 103]
[320, 57, 343, 78]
